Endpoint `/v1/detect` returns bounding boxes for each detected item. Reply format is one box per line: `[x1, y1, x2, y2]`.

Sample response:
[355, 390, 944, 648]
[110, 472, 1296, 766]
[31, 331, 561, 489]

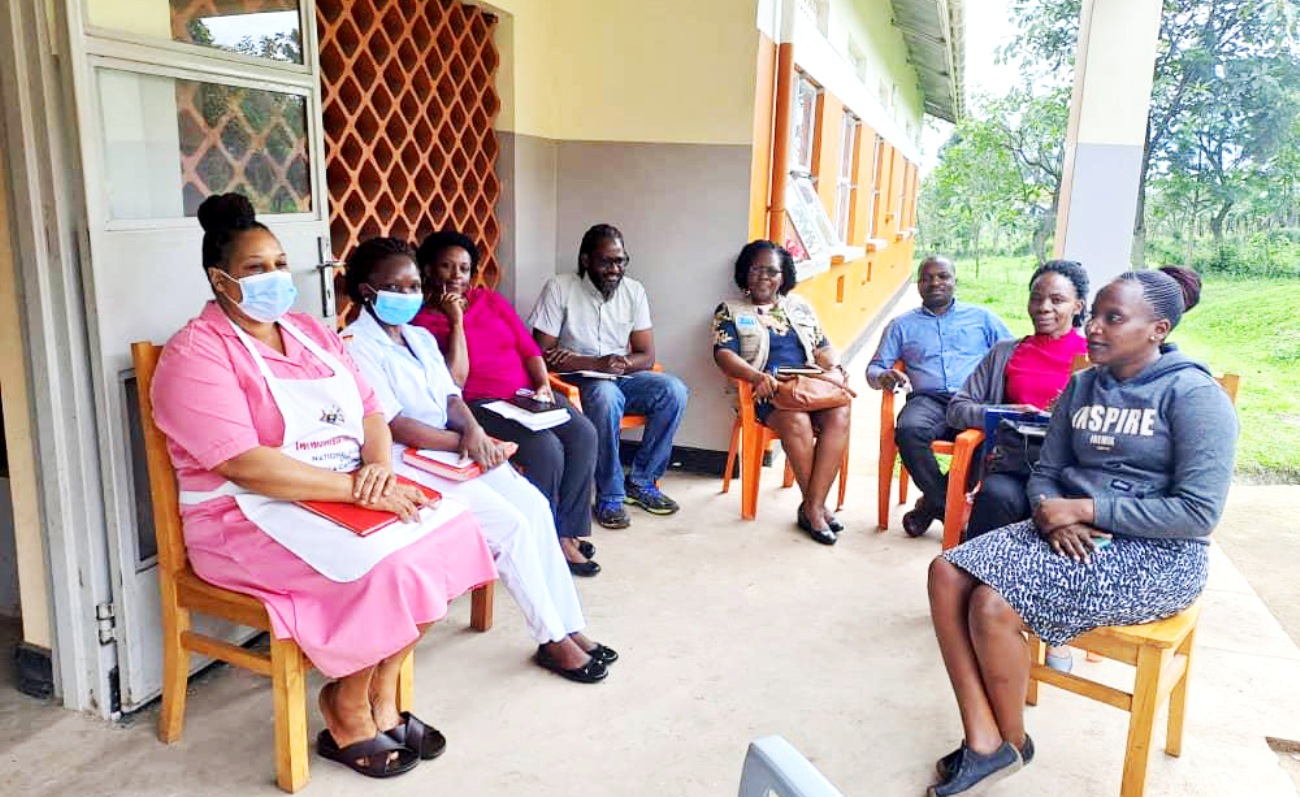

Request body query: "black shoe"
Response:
[535, 645, 608, 684]
[928, 741, 1021, 796]
[936, 735, 1033, 781]
[577, 540, 596, 559]
[593, 500, 631, 529]
[902, 501, 938, 538]
[827, 515, 844, 533]
[584, 643, 619, 665]
[797, 507, 838, 546]
[567, 559, 601, 577]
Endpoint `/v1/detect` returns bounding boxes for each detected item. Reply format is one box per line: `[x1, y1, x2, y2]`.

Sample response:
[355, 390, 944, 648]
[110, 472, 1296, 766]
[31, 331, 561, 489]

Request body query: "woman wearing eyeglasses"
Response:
[711, 240, 851, 545]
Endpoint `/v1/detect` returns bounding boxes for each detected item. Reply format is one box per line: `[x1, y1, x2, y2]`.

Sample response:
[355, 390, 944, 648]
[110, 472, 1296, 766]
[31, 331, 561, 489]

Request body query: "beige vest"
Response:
[722, 294, 821, 373]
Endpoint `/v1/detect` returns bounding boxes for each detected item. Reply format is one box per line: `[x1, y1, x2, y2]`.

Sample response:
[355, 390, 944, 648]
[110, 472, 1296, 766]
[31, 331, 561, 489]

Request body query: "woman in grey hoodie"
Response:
[923, 267, 1237, 797]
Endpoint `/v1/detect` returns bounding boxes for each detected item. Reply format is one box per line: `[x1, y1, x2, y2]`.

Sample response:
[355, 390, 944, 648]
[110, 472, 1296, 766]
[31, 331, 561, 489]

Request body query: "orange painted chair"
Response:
[720, 379, 849, 520]
[132, 342, 494, 793]
[547, 362, 664, 430]
[1025, 372, 1240, 797]
[876, 360, 974, 548]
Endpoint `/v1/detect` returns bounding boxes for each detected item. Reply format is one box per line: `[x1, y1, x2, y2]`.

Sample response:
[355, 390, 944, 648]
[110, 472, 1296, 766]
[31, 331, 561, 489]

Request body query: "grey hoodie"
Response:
[1027, 346, 1238, 543]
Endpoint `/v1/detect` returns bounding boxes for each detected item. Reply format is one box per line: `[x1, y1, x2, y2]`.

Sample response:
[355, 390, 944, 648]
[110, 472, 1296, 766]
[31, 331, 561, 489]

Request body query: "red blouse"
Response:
[411, 287, 543, 401]
[1004, 329, 1088, 410]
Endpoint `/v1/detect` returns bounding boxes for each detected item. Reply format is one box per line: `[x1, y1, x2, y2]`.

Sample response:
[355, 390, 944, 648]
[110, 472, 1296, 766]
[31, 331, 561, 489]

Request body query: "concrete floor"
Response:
[4, 304, 1300, 796]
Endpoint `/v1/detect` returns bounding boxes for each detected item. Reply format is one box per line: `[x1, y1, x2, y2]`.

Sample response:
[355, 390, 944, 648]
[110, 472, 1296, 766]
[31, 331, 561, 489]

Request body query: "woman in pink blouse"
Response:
[412, 231, 601, 576]
[151, 194, 496, 779]
[946, 259, 1090, 537]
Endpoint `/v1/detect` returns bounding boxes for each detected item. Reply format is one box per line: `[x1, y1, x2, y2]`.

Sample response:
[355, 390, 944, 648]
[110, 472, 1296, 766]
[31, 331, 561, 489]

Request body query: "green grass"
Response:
[952, 255, 1300, 483]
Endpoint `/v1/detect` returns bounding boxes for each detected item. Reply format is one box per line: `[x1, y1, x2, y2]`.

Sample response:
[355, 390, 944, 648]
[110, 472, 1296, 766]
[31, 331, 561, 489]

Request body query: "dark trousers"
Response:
[469, 394, 598, 539]
[894, 392, 957, 514]
[965, 472, 1032, 540]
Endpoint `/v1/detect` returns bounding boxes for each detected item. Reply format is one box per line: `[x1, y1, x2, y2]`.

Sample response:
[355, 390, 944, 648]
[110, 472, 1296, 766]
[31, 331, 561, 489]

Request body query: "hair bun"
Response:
[1158, 266, 1201, 313]
[197, 193, 257, 234]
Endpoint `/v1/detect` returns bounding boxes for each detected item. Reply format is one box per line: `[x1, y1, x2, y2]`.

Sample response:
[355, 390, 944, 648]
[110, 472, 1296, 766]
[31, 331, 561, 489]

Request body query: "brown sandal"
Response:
[384, 711, 447, 760]
[317, 729, 419, 778]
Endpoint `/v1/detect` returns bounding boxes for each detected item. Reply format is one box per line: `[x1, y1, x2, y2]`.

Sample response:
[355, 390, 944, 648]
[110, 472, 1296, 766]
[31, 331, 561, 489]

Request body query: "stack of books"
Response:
[481, 394, 569, 431]
[402, 439, 520, 481]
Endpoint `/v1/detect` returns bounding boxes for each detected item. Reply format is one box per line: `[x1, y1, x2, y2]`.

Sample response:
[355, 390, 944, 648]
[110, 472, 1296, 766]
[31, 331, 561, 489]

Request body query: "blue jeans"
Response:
[574, 371, 689, 503]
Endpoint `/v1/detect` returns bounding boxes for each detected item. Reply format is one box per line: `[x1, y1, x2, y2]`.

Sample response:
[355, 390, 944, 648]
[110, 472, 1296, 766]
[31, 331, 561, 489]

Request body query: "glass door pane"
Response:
[87, 0, 304, 64]
[96, 68, 313, 219]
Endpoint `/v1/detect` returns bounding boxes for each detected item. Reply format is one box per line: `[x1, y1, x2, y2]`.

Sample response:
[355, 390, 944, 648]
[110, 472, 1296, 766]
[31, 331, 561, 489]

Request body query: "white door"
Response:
[64, 0, 334, 710]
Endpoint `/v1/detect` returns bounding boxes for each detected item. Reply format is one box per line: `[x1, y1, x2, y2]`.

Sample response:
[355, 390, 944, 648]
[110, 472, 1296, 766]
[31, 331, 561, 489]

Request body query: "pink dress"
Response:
[151, 302, 497, 678]
[412, 287, 543, 401]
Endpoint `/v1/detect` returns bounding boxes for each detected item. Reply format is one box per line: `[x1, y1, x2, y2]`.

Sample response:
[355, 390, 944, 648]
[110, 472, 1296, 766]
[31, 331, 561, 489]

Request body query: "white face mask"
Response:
[220, 269, 298, 323]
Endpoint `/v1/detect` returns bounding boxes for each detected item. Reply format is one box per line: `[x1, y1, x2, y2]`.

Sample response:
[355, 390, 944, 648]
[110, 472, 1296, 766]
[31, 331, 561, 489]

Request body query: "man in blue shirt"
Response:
[867, 256, 1012, 537]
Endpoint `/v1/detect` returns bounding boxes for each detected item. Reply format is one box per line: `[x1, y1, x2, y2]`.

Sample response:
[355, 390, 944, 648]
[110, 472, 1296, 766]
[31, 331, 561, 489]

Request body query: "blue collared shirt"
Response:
[866, 301, 1013, 394]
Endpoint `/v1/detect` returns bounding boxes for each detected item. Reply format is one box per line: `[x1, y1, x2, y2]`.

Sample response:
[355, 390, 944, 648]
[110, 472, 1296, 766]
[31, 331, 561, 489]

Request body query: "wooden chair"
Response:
[131, 342, 495, 793]
[1027, 603, 1201, 797]
[1026, 371, 1240, 797]
[721, 379, 849, 520]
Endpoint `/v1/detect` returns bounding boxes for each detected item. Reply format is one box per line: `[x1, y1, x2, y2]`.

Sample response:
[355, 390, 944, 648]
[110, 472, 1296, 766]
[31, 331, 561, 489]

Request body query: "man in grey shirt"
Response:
[529, 224, 688, 529]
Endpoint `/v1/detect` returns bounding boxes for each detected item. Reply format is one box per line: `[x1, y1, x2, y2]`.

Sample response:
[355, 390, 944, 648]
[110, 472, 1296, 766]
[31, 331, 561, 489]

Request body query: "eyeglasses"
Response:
[750, 267, 783, 278]
[591, 255, 630, 269]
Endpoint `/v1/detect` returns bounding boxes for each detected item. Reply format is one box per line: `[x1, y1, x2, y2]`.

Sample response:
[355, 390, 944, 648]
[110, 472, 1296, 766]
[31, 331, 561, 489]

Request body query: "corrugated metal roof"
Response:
[890, 0, 965, 122]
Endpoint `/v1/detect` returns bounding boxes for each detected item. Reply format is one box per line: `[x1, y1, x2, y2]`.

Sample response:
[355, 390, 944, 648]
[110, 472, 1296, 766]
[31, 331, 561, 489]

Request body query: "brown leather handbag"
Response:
[771, 372, 857, 412]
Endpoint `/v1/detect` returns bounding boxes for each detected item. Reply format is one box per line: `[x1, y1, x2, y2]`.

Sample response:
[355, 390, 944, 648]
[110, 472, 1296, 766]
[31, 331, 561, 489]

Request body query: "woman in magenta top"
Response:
[411, 231, 601, 576]
[151, 194, 496, 778]
[946, 259, 1089, 537]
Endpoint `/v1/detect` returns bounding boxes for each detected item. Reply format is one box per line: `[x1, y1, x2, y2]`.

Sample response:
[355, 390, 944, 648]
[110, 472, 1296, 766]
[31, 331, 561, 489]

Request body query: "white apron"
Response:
[179, 317, 463, 582]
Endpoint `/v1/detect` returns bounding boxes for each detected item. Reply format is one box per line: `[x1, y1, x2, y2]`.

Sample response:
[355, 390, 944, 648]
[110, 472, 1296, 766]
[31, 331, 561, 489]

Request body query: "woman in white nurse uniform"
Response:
[151, 195, 498, 779]
[341, 237, 618, 684]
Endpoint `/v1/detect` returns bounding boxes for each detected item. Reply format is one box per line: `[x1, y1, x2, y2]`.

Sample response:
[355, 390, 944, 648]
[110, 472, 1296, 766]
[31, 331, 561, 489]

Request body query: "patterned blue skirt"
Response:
[942, 520, 1208, 646]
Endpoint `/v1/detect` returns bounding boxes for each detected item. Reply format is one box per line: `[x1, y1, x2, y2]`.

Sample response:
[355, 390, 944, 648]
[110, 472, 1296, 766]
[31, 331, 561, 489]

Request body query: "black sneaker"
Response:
[936, 735, 1033, 781]
[624, 482, 680, 515]
[928, 741, 1022, 797]
[593, 500, 631, 529]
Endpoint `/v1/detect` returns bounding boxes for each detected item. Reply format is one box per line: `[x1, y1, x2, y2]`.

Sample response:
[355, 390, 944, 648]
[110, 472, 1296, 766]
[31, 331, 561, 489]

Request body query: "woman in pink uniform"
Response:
[150, 194, 496, 779]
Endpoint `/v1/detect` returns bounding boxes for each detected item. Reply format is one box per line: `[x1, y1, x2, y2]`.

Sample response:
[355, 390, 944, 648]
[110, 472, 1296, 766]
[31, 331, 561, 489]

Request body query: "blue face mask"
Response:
[223, 269, 297, 323]
[370, 289, 423, 326]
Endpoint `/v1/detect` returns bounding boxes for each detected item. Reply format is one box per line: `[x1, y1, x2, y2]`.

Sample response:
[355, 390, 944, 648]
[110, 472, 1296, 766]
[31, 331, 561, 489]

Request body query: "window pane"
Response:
[790, 76, 818, 173]
[98, 69, 312, 219]
[87, 0, 304, 65]
[839, 116, 858, 180]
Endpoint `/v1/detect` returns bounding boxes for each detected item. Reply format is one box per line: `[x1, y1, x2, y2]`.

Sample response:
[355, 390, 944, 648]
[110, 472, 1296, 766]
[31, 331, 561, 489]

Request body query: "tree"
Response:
[921, 118, 1023, 271]
[1007, 0, 1300, 261]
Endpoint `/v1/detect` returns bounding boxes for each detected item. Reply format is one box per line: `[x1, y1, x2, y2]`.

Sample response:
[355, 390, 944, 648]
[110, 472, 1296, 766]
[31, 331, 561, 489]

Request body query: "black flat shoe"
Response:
[796, 508, 838, 546]
[928, 741, 1021, 796]
[584, 643, 619, 665]
[535, 645, 608, 684]
[826, 515, 844, 533]
[577, 540, 596, 559]
[568, 559, 601, 577]
[938, 736, 1033, 780]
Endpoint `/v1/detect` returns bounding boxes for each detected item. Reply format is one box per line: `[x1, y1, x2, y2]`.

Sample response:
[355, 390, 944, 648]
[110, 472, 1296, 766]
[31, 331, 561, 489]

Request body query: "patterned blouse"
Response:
[712, 302, 828, 373]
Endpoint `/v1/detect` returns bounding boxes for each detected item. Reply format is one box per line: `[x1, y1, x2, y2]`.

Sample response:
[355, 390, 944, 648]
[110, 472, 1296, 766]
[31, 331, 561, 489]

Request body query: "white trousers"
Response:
[403, 461, 586, 644]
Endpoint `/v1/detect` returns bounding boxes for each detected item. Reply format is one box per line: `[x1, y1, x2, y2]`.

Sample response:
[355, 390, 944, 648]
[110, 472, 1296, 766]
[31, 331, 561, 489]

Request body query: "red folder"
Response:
[401, 441, 519, 482]
[295, 476, 442, 537]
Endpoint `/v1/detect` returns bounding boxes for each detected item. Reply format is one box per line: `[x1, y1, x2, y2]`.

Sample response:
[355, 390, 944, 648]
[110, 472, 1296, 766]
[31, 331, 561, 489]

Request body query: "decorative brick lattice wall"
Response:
[175, 80, 313, 216]
[317, 0, 502, 287]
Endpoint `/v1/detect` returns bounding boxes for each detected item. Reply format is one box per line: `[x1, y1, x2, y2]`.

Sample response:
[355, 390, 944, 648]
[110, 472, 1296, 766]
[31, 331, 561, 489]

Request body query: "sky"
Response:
[919, 0, 1020, 173]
